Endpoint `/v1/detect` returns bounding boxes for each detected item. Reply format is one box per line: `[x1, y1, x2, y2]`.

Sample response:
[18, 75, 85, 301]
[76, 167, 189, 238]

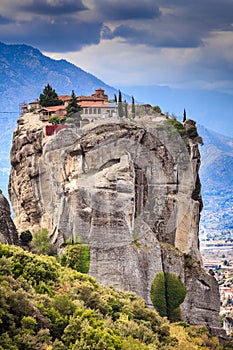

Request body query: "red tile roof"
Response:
[39, 106, 66, 112]
[58, 95, 72, 102]
[79, 101, 110, 108]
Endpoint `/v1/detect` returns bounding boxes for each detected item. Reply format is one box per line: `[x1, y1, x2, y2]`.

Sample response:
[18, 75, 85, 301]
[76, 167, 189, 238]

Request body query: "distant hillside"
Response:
[198, 126, 233, 241]
[198, 126, 233, 188]
[0, 42, 121, 196]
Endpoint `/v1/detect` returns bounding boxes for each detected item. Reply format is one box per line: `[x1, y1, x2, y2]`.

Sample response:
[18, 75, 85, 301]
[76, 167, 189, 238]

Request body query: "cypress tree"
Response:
[66, 90, 82, 118]
[132, 96, 135, 118]
[124, 100, 128, 119]
[118, 90, 124, 118]
[183, 108, 187, 122]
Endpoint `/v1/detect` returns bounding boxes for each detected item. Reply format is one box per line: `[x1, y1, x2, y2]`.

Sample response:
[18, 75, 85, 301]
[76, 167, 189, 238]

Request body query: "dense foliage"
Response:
[30, 228, 54, 256]
[48, 115, 65, 125]
[150, 272, 186, 322]
[165, 118, 187, 137]
[66, 90, 82, 118]
[39, 84, 63, 107]
[61, 243, 90, 274]
[118, 90, 124, 118]
[0, 244, 225, 349]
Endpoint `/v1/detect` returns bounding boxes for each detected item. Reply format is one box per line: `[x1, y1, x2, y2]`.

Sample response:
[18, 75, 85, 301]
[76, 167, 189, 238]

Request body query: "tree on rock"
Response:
[150, 272, 186, 322]
[124, 100, 128, 118]
[65, 90, 82, 129]
[66, 90, 82, 118]
[118, 90, 124, 118]
[39, 84, 63, 107]
[183, 108, 187, 122]
[132, 96, 135, 118]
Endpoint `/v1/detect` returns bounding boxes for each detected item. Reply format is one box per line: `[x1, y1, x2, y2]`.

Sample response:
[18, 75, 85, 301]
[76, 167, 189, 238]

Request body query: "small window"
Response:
[98, 108, 101, 114]
[89, 108, 92, 114]
[93, 108, 96, 114]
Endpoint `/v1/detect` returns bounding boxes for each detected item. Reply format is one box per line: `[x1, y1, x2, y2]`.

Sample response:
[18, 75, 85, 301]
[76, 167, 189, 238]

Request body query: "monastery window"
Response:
[89, 108, 92, 114]
[93, 108, 96, 114]
[98, 108, 101, 114]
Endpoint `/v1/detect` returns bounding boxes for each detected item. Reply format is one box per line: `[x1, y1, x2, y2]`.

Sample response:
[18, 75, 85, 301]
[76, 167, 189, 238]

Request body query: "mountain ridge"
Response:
[0, 41, 123, 196]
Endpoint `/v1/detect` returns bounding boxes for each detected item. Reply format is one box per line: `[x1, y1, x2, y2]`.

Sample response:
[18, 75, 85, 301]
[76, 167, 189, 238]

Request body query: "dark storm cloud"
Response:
[93, 0, 161, 20]
[0, 18, 102, 52]
[100, 0, 233, 48]
[1, 0, 233, 52]
[21, 0, 87, 16]
[156, 0, 233, 33]
[0, 15, 12, 25]
[108, 23, 202, 48]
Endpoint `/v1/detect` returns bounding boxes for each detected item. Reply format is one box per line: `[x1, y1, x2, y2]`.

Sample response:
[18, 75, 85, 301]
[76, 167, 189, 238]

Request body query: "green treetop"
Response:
[183, 108, 187, 122]
[39, 83, 63, 107]
[118, 90, 124, 118]
[132, 96, 135, 118]
[66, 90, 82, 118]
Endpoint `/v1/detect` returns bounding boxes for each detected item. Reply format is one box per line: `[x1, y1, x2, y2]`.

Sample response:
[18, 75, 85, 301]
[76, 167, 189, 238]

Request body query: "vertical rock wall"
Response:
[8, 114, 224, 336]
[0, 189, 18, 245]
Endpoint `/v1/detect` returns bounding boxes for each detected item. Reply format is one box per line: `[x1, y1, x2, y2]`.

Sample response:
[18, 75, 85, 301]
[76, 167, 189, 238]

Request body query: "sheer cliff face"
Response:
[0, 189, 18, 245]
[9, 113, 223, 335]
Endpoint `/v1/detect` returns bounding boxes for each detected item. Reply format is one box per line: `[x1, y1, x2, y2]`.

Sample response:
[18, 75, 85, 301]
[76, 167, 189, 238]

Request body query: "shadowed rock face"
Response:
[8, 114, 225, 336]
[0, 189, 18, 245]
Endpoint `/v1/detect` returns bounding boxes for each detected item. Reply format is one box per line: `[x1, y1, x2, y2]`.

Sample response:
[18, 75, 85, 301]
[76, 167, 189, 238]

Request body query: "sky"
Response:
[0, 0, 233, 135]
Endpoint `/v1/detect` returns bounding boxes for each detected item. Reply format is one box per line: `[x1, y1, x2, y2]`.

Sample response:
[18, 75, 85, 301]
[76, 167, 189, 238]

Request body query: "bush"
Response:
[20, 230, 33, 246]
[150, 272, 167, 317]
[60, 244, 90, 274]
[166, 119, 186, 137]
[48, 115, 65, 125]
[30, 228, 54, 255]
[0, 243, 222, 350]
[186, 125, 198, 139]
[152, 105, 162, 114]
[150, 272, 186, 322]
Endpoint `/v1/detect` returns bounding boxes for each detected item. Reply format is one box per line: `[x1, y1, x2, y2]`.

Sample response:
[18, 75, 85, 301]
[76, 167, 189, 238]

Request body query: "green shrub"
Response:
[60, 244, 90, 274]
[20, 230, 33, 245]
[0, 243, 222, 349]
[150, 272, 186, 322]
[152, 105, 162, 114]
[48, 115, 65, 125]
[186, 125, 198, 139]
[30, 228, 53, 255]
[150, 272, 167, 317]
[166, 119, 187, 137]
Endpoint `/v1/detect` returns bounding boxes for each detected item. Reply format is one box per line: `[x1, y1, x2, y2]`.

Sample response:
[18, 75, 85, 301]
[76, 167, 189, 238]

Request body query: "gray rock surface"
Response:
[0, 189, 18, 245]
[8, 113, 224, 335]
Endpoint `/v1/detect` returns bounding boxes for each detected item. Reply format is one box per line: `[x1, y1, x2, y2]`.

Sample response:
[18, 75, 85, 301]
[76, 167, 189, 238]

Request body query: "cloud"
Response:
[21, 0, 87, 16]
[0, 15, 12, 25]
[0, 18, 102, 52]
[46, 33, 233, 95]
[100, 0, 233, 48]
[0, 0, 233, 96]
[0, 0, 233, 52]
[108, 23, 202, 48]
[93, 0, 161, 21]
